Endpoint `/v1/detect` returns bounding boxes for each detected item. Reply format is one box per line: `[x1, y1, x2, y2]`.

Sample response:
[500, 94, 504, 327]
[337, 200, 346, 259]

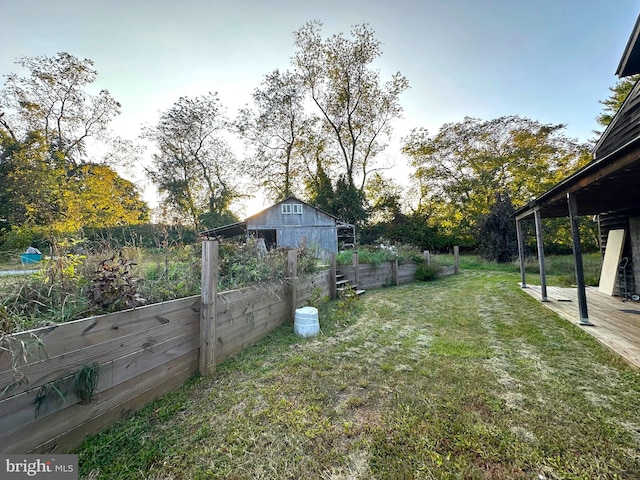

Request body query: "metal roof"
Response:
[200, 221, 247, 239]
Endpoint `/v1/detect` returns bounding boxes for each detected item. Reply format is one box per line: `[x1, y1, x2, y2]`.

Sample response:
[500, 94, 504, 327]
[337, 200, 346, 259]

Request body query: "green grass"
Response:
[75, 266, 640, 479]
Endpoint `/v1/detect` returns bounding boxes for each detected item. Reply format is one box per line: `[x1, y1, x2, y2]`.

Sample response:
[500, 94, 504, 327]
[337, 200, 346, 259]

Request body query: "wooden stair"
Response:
[336, 273, 365, 297]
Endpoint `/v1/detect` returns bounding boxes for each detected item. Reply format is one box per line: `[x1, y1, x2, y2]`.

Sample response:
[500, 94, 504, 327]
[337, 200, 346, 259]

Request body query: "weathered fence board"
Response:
[0, 330, 198, 441]
[7, 353, 196, 453]
[338, 259, 455, 290]
[0, 305, 199, 397]
[0, 296, 200, 372]
[0, 262, 330, 454]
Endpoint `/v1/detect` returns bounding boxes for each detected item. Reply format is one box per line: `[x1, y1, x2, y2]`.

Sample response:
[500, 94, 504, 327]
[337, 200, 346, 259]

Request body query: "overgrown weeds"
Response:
[0, 239, 322, 333]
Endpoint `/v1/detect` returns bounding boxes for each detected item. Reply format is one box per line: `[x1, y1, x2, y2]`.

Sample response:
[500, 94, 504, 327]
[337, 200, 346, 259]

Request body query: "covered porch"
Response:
[514, 14, 640, 330]
[522, 285, 640, 368]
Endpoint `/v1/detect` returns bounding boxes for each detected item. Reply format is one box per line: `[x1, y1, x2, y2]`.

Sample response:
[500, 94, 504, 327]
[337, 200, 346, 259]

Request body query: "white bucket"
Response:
[294, 306, 319, 338]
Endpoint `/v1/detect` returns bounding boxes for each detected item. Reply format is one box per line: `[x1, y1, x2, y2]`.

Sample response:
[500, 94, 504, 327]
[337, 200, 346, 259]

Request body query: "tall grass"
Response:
[0, 240, 322, 334]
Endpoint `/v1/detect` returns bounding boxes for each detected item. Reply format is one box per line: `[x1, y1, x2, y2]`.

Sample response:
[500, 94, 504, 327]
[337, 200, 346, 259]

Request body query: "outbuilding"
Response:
[200, 196, 355, 258]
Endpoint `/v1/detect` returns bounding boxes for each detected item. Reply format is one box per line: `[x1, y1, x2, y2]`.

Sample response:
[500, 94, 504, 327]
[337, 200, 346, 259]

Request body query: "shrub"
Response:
[88, 251, 146, 312]
[414, 263, 439, 282]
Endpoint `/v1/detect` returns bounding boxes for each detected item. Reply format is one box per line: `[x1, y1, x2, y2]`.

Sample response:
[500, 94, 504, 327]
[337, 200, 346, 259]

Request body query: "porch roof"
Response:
[514, 145, 640, 220]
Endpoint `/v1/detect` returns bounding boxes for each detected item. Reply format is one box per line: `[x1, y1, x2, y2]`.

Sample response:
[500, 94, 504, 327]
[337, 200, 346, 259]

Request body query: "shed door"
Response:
[258, 230, 277, 250]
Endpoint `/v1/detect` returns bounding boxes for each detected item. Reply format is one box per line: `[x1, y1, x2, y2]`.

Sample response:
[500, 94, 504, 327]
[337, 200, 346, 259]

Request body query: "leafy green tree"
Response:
[596, 74, 640, 130]
[403, 115, 590, 244]
[331, 176, 368, 226]
[236, 70, 308, 201]
[144, 93, 241, 230]
[476, 193, 518, 262]
[69, 164, 149, 228]
[0, 130, 147, 235]
[0, 52, 147, 238]
[365, 173, 403, 224]
[292, 21, 409, 191]
[305, 156, 335, 214]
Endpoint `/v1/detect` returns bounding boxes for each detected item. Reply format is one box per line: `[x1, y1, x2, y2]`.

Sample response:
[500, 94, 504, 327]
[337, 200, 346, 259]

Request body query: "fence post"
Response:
[287, 249, 298, 322]
[200, 240, 218, 376]
[424, 250, 430, 267]
[392, 258, 399, 286]
[329, 252, 337, 300]
[353, 250, 360, 289]
[453, 246, 460, 274]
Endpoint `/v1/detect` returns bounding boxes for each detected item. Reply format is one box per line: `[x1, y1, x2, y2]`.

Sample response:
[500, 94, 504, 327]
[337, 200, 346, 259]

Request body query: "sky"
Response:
[2, 0, 639, 215]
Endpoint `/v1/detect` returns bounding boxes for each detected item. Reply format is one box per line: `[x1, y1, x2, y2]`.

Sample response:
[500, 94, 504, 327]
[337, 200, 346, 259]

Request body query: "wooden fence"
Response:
[0, 241, 330, 454]
[336, 247, 459, 290]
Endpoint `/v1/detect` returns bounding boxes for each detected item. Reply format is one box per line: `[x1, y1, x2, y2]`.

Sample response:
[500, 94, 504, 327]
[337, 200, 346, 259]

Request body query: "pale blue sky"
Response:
[2, 0, 639, 212]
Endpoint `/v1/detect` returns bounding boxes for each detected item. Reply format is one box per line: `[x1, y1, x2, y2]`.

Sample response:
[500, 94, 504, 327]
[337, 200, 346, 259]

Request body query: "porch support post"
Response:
[534, 209, 548, 301]
[516, 217, 527, 288]
[567, 192, 592, 325]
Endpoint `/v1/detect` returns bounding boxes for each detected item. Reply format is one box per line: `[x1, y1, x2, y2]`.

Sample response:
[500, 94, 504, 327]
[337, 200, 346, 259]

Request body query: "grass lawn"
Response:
[76, 268, 640, 479]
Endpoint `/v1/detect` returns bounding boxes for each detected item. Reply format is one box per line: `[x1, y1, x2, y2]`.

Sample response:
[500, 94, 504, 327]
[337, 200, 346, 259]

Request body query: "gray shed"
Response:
[201, 197, 354, 256]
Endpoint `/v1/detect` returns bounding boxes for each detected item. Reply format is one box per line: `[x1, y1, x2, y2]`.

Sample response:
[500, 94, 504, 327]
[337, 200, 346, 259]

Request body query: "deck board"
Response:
[521, 285, 640, 368]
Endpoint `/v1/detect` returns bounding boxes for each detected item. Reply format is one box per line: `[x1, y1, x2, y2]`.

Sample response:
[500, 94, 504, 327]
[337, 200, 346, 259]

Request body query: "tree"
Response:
[0, 53, 147, 236]
[236, 70, 308, 201]
[476, 193, 518, 262]
[331, 176, 368, 227]
[144, 93, 241, 230]
[71, 165, 149, 228]
[0, 133, 148, 233]
[596, 74, 640, 130]
[365, 173, 403, 224]
[305, 156, 335, 214]
[0, 52, 121, 164]
[292, 21, 409, 191]
[403, 116, 591, 244]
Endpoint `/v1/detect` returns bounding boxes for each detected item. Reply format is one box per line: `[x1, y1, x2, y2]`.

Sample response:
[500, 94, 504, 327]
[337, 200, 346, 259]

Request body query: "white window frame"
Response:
[281, 203, 303, 215]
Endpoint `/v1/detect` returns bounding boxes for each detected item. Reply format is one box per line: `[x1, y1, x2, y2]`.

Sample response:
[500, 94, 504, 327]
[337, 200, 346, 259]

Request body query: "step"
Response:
[337, 285, 359, 293]
[336, 279, 351, 287]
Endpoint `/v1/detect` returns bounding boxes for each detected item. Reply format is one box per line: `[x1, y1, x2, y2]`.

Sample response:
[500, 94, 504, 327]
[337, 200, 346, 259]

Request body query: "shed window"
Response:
[281, 203, 303, 215]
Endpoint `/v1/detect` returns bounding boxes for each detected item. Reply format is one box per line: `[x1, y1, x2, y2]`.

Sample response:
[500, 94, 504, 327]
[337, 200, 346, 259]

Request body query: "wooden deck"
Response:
[521, 285, 640, 368]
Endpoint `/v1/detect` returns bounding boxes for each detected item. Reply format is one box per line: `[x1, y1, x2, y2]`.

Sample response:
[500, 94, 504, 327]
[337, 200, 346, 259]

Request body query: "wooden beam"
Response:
[453, 246, 460, 274]
[353, 250, 360, 289]
[392, 258, 399, 286]
[199, 240, 218, 375]
[516, 218, 527, 288]
[287, 249, 298, 323]
[537, 150, 640, 209]
[534, 209, 548, 301]
[567, 193, 592, 325]
[329, 253, 337, 300]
